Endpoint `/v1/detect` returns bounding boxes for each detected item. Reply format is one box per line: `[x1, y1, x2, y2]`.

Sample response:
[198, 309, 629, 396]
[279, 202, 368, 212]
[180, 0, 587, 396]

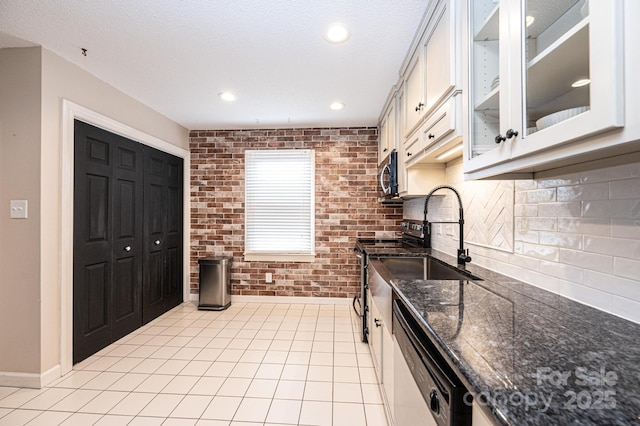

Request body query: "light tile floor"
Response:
[0, 302, 389, 426]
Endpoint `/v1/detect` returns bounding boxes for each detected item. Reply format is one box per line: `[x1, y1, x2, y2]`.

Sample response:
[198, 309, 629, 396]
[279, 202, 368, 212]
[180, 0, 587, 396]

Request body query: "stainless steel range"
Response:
[353, 219, 427, 343]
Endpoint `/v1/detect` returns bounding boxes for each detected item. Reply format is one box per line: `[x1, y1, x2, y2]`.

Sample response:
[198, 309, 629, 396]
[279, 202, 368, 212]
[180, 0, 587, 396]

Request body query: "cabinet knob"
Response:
[415, 102, 424, 112]
[383, 148, 388, 152]
[428, 133, 435, 139]
[154, 240, 161, 245]
[374, 318, 382, 328]
[124, 245, 131, 252]
[495, 129, 519, 144]
[407, 152, 412, 157]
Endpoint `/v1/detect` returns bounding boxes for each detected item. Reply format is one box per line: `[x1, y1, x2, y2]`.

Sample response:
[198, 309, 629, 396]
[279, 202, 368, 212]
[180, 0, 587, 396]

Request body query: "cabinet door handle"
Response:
[415, 102, 424, 112]
[496, 129, 519, 144]
[374, 318, 382, 328]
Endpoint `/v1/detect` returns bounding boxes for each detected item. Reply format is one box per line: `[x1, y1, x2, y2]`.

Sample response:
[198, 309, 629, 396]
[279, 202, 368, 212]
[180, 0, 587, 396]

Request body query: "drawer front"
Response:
[423, 98, 454, 150]
[404, 97, 456, 163]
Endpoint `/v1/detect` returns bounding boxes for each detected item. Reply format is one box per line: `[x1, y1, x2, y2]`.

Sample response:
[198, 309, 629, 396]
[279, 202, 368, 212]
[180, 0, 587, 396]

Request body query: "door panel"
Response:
[74, 120, 144, 363]
[85, 262, 109, 334]
[87, 175, 109, 242]
[113, 257, 136, 319]
[166, 247, 180, 297]
[147, 251, 164, 304]
[143, 147, 183, 324]
[112, 140, 144, 340]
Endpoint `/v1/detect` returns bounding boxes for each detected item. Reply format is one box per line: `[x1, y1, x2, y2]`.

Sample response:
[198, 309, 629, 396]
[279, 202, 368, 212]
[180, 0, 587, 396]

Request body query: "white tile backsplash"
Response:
[583, 270, 640, 302]
[521, 243, 560, 261]
[557, 217, 611, 236]
[610, 178, 640, 199]
[582, 199, 640, 219]
[614, 257, 640, 281]
[583, 235, 640, 260]
[414, 159, 640, 324]
[539, 232, 582, 250]
[558, 249, 614, 274]
[556, 182, 609, 201]
[611, 219, 640, 239]
[536, 174, 581, 187]
[537, 201, 582, 218]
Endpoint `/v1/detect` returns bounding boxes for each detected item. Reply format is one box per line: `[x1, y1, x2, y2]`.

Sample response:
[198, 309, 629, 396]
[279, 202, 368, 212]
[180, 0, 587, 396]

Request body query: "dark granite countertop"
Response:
[366, 247, 640, 426]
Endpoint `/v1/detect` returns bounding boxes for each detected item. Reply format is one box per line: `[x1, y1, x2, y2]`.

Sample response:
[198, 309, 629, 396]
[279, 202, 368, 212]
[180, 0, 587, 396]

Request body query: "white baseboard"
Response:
[231, 295, 351, 305]
[188, 293, 351, 305]
[0, 364, 60, 389]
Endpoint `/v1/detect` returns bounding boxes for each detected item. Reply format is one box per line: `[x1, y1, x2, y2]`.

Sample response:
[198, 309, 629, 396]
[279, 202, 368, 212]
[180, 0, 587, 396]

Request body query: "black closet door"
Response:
[73, 121, 143, 363]
[142, 146, 184, 324]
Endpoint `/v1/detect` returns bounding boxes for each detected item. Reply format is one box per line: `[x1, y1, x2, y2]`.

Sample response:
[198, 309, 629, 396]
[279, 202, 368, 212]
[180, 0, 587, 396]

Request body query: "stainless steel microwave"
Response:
[378, 150, 399, 199]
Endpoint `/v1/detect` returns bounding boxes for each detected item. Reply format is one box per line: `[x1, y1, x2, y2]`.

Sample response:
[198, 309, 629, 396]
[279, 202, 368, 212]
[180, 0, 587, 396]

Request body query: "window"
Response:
[245, 149, 315, 262]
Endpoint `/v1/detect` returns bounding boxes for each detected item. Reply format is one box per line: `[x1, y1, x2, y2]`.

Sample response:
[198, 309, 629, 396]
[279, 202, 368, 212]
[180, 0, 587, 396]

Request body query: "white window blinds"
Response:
[245, 149, 315, 258]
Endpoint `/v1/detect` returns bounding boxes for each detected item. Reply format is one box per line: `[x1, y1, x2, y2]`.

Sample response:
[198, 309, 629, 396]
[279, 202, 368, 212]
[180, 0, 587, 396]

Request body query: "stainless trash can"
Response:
[198, 257, 232, 310]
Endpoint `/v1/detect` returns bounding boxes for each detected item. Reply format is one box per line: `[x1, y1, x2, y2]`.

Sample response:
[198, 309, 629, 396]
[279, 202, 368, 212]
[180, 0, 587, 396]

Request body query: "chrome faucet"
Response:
[423, 185, 472, 265]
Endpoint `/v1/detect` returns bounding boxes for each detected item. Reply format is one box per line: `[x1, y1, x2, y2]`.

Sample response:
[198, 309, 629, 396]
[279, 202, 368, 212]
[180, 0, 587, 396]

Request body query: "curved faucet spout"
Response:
[422, 185, 471, 265]
[423, 185, 463, 218]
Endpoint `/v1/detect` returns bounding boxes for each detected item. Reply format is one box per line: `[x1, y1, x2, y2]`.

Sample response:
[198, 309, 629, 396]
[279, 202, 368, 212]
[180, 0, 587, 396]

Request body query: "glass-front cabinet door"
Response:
[466, 0, 511, 172]
[464, 0, 624, 175]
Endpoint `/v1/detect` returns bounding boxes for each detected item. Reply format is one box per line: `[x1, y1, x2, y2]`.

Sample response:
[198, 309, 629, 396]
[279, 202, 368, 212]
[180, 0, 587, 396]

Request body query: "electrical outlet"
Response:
[265, 272, 272, 283]
[10, 200, 28, 219]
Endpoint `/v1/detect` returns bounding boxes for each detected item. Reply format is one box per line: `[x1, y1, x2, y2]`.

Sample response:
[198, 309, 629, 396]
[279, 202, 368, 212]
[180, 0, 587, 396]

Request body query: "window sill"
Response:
[244, 253, 316, 263]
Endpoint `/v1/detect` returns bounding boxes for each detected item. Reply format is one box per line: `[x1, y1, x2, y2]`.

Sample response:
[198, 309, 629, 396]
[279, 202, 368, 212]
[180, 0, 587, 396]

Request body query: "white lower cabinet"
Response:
[367, 265, 394, 424]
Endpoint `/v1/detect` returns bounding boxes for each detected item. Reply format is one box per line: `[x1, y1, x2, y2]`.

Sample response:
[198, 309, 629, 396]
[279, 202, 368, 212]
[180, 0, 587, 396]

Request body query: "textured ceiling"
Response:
[0, 1, 429, 130]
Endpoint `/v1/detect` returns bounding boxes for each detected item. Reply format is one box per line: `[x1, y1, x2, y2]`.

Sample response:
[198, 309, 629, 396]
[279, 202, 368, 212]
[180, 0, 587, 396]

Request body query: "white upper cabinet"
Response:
[464, 0, 626, 178]
[379, 97, 396, 164]
[404, 54, 426, 136]
[425, 2, 455, 112]
[403, 0, 459, 140]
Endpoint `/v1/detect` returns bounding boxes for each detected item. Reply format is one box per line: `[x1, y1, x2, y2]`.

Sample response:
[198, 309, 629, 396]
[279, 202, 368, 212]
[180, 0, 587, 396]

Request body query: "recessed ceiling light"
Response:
[330, 102, 345, 110]
[571, 78, 591, 88]
[325, 24, 350, 43]
[218, 92, 236, 102]
[526, 16, 535, 27]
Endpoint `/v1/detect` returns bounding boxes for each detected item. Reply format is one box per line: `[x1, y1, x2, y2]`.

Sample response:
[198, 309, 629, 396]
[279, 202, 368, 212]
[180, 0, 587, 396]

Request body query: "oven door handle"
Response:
[352, 295, 362, 317]
[393, 300, 452, 402]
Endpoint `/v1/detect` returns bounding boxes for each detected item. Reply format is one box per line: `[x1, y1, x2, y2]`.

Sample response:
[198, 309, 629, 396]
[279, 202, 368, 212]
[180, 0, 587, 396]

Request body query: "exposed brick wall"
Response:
[189, 128, 402, 298]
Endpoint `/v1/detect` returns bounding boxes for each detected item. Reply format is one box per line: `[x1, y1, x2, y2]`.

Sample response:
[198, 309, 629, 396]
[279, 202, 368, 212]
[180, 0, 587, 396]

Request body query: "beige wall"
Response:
[0, 46, 189, 384]
[0, 47, 43, 375]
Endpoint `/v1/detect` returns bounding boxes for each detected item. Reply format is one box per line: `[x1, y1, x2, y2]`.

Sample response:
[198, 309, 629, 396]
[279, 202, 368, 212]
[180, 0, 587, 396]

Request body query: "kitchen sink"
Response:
[378, 256, 482, 281]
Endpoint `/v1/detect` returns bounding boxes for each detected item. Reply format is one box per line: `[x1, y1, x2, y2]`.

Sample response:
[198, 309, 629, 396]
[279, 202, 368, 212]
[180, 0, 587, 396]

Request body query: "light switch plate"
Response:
[10, 200, 28, 219]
